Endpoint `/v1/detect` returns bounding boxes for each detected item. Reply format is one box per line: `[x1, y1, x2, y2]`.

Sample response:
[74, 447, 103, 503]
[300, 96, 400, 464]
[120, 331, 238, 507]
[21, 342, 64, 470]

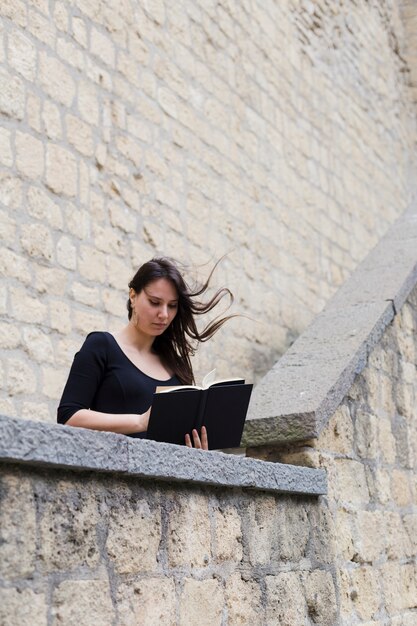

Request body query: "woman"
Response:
[57, 257, 234, 449]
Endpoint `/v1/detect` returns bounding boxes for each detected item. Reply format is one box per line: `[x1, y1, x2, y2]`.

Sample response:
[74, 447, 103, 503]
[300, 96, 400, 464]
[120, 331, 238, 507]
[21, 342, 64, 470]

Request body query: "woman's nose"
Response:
[158, 305, 168, 319]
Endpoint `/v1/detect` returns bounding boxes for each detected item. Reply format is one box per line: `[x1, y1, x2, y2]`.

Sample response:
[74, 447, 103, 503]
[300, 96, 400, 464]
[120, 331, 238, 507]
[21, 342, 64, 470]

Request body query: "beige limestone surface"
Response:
[1, 0, 416, 422]
[1, 283, 417, 625]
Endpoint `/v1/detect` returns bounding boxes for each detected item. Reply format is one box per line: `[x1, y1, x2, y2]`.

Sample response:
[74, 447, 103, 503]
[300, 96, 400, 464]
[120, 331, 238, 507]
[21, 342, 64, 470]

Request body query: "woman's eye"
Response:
[149, 300, 159, 306]
[169, 303, 178, 309]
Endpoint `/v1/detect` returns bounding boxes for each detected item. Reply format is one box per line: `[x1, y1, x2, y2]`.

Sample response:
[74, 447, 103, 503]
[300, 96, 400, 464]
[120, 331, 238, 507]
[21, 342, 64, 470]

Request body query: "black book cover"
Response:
[147, 383, 253, 450]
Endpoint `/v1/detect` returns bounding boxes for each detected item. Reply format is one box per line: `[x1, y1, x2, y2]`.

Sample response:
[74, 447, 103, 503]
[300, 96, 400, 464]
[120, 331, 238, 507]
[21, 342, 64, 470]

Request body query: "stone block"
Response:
[73, 17, 87, 48]
[367, 467, 392, 505]
[109, 202, 137, 233]
[115, 134, 143, 168]
[117, 578, 176, 626]
[0, 174, 22, 208]
[42, 365, 67, 400]
[66, 115, 94, 156]
[39, 52, 75, 106]
[246, 495, 276, 565]
[1, 0, 27, 25]
[0, 473, 37, 578]
[49, 299, 72, 334]
[71, 282, 100, 307]
[381, 561, 403, 613]
[394, 381, 416, 420]
[331, 459, 370, 506]
[355, 510, 385, 563]
[46, 144, 78, 197]
[265, 572, 307, 626]
[107, 255, 133, 289]
[309, 502, 337, 564]
[0, 415, 128, 473]
[56, 236, 76, 270]
[106, 500, 161, 573]
[0, 69, 25, 119]
[42, 100, 62, 139]
[102, 289, 122, 315]
[403, 514, 417, 553]
[304, 570, 338, 626]
[21, 401, 52, 422]
[402, 564, 417, 610]
[27, 186, 63, 228]
[0, 247, 31, 284]
[0, 322, 20, 349]
[391, 469, 412, 507]
[78, 247, 108, 283]
[317, 404, 353, 454]
[54, 2, 69, 30]
[25, 94, 41, 132]
[214, 505, 243, 562]
[51, 580, 114, 626]
[167, 493, 211, 568]
[355, 411, 379, 459]
[28, 8, 55, 46]
[35, 267, 67, 296]
[63, 202, 88, 240]
[93, 224, 124, 255]
[350, 566, 381, 620]
[0, 588, 48, 626]
[179, 578, 223, 626]
[7, 30, 36, 80]
[78, 80, 99, 125]
[6, 357, 37, 395]
[225, 572, 262, 625]
[39, 479, 101, 572]
[384, 512, 411, 560]
[90, 27, 115, 67]
[20, 223, 53, 261]
[378, 417, 397, 464]
[73, 309, 106, 335]
[0, 128, 13, 166]
[57, 37, 84, 70]
[22, 327, 54, 363]
[274, 497, 311, 562]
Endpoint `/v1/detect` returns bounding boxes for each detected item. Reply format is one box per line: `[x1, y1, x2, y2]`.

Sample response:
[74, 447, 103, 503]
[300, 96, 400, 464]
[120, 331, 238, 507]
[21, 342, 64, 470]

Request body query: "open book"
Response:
[147, 369, 252, 450]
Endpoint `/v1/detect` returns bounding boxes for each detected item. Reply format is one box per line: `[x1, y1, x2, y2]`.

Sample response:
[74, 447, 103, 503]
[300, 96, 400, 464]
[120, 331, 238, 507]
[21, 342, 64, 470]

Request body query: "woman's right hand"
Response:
[185, 426, 208, 450]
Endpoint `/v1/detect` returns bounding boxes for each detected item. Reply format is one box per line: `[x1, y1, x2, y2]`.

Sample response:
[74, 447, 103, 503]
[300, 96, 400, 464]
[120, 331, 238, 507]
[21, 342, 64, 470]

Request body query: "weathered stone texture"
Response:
[0, 282, 416, 623]
[51, 580, 114, 626]
[0, 474, 37, 579]
[106, 498, 161, 573]
[1, 0, 416, 423]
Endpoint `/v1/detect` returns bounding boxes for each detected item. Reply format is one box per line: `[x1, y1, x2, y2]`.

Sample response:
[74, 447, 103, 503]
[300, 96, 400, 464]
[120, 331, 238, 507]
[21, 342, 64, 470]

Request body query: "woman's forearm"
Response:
[66, 408, 150, 434]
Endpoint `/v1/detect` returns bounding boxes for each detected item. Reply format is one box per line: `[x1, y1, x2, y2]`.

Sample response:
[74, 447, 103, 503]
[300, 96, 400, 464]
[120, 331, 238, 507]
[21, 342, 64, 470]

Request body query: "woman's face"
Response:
[130, 278, 178, 337]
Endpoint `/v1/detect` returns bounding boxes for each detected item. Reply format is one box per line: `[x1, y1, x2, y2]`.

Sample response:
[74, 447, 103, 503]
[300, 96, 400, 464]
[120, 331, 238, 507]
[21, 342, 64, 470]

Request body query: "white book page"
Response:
[202, 368, 217, 389]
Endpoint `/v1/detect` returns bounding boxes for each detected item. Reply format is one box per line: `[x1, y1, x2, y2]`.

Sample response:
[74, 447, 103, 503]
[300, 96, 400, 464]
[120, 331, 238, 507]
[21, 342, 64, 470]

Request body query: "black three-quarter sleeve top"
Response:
[57, 331, 181, 438]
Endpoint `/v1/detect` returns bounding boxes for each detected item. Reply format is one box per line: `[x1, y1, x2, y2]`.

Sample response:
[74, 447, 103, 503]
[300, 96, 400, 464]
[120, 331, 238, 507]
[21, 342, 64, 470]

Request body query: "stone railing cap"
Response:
[243, 204, 417, 446]
[0, 415, 327, 496]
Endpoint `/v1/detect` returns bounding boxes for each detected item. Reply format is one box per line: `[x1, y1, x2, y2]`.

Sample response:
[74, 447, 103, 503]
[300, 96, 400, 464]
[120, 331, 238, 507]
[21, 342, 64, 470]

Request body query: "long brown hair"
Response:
[127, 257, 235, 384]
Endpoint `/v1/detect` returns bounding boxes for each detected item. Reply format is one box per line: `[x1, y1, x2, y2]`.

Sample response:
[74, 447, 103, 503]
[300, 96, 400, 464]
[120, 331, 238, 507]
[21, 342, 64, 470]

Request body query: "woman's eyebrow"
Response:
[145, 291, 178, 303]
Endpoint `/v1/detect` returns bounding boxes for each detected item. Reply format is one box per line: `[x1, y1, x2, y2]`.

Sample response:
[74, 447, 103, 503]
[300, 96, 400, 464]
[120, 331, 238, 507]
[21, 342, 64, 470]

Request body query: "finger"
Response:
[192, 428, 201, 449]
[185, 433, 192, 448]
[200, 426, 208, 450]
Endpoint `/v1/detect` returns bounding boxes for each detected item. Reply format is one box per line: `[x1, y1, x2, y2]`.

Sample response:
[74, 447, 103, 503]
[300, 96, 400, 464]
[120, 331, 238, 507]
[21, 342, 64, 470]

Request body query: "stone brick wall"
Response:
[400, 0, 417, 102]
[0, 467, 333, 626]
[1, 0, 416, 424]
[1, 277, 416, 625]
[250, 283, 417, 624]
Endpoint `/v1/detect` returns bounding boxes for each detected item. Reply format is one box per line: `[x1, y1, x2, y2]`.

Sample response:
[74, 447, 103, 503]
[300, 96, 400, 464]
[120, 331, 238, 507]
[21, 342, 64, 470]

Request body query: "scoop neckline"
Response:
[105, 332, 176, 383]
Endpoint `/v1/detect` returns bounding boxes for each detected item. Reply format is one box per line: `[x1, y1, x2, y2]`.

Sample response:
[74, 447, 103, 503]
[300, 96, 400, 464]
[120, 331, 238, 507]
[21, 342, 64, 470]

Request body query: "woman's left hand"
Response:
[185, 425, 208, 450]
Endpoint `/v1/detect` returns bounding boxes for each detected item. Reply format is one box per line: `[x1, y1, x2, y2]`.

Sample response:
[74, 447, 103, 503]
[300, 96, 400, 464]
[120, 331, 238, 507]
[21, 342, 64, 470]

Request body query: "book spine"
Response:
[195, 389, 209, 430]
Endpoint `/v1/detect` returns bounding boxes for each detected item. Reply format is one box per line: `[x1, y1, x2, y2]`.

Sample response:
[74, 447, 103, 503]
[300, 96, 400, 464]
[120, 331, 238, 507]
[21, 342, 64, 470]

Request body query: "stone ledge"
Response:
[243, 205, 417, 447]
[0, 415, 327, 496]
